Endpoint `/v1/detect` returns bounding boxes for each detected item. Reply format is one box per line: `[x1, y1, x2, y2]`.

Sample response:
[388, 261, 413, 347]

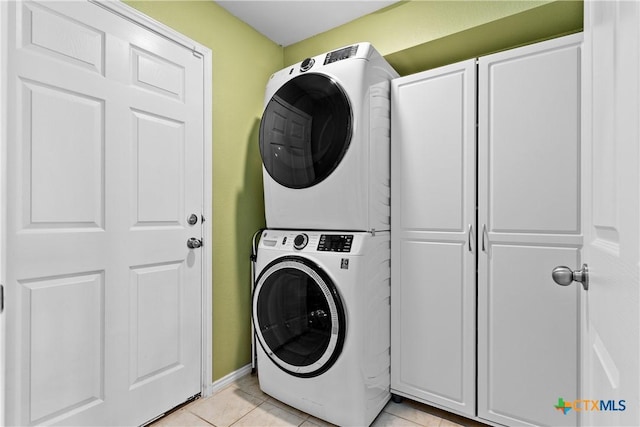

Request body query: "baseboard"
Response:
[204, 364, 253, 397]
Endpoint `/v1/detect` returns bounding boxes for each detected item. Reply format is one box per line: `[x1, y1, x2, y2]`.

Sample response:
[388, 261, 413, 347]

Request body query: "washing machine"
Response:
[259, 43, 398, 232]
[252, 229, 391, 426]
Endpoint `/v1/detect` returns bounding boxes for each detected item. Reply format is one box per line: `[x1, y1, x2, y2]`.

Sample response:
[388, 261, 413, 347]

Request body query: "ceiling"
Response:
[214, 1, 400, 47]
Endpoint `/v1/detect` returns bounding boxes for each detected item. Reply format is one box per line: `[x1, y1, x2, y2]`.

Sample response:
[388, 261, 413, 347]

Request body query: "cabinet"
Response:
[390, 59, 477, 416]
[391, 33, 582, 426]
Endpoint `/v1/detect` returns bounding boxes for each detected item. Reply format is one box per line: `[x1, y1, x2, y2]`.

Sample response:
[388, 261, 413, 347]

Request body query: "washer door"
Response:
[252, 256, 346, 378]
[259, 73, 352, 189]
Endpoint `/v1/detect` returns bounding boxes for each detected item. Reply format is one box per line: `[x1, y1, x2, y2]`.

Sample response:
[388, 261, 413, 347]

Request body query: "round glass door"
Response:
[252, 256, 346, 377]
[259, 73, 352, 189]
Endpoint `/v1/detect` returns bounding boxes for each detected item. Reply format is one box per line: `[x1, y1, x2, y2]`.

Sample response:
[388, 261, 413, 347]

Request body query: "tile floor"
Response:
[151, 373, 488, 427]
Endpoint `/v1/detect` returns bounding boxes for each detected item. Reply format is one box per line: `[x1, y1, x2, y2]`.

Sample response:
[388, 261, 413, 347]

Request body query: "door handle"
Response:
[468, 224, 474, 252]
[187, 237, 203, 249]
[552, 264, 589, 291]
[481, 224, 488, 252]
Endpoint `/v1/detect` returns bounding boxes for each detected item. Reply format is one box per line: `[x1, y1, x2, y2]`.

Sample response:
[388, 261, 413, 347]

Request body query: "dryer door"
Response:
[252, 256, 346, 378]
[259, 73, 352, 189]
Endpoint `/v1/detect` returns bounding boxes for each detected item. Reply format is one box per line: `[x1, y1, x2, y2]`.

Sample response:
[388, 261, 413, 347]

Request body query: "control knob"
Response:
[300, 57, 315, 72]
[293, 233, 309, 250]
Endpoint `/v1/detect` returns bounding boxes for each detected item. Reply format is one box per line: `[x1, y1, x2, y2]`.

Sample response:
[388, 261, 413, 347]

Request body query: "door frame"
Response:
[0, 1, 214, 423]
[0, 1, 7, 423]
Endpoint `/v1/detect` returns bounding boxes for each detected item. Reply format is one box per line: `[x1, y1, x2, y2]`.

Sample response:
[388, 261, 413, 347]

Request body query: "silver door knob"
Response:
[552, 264, 589, 290]
[187, 237, 203, 249]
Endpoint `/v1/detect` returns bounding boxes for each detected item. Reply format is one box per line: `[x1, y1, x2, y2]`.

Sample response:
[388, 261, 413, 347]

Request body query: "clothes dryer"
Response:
[252, 229, 390, 426]
[259, 43, 398, 231]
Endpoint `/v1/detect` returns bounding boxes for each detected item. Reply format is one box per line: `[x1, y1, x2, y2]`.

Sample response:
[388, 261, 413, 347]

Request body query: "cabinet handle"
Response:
[468, 224, 473, 252]
[481, 224, 488, 252]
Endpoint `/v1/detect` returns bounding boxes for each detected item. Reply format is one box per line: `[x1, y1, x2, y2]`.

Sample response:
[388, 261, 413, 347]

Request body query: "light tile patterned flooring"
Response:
[151, 373, 488, 427]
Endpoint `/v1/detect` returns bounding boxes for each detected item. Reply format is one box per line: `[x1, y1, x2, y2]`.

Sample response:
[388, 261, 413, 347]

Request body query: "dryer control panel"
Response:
[318, 234, 353, 252]
[324, 45, 359, 65]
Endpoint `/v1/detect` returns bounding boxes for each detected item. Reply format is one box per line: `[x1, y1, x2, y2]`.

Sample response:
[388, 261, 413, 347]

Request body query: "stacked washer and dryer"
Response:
[252, 43, 398, 426]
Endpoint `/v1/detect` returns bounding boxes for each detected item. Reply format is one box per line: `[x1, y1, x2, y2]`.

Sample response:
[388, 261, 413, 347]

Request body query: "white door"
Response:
[3, 1, 204, 425]
[477, 34, 583, 427]
[581, 1, 640, 426]
[390, 59, 476, 416]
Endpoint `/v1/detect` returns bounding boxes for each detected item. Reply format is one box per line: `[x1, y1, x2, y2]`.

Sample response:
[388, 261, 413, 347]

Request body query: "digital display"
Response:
[324, 45, 359, 65]
[317, 234, 353, 252]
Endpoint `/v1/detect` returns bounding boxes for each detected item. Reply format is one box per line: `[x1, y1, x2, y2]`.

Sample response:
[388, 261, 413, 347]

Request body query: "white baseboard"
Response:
[204, 364, 253, 397]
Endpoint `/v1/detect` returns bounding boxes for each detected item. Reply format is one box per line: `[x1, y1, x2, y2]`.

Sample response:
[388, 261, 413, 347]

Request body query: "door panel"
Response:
[4, 1, 204, 425]
[132, 110, 185, 225]
[477, 34, 583, 427]
[24, 272, 104, 424]
[391, 59, 476, 416]
[486, 42, 580, 234]
[481, 245, 579, 426]
[129, 262, 183, 387]
[22, 80, 105, 229]
[21, 1, 104, 74]
[397, 72, 466, 232]
[397, 240, 466, 402]
[132, 48, 185, 100]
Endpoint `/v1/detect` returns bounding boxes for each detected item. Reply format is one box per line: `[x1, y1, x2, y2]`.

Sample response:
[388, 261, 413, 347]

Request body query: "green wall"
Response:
[124, 0, 582, 383]
[124, 0, 282, 381]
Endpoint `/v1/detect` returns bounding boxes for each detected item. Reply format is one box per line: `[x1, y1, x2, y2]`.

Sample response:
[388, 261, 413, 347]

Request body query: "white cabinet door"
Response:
[477, 34, 583, 427]
[3, 1, 204, 425]
[582, 1, 640, 425]
[391, 59, 476, 416]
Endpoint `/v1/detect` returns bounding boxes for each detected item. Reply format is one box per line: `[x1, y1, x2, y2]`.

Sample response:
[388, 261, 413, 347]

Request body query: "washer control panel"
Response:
[317, 234, 353, 252]
[261, 231, 361, 253]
